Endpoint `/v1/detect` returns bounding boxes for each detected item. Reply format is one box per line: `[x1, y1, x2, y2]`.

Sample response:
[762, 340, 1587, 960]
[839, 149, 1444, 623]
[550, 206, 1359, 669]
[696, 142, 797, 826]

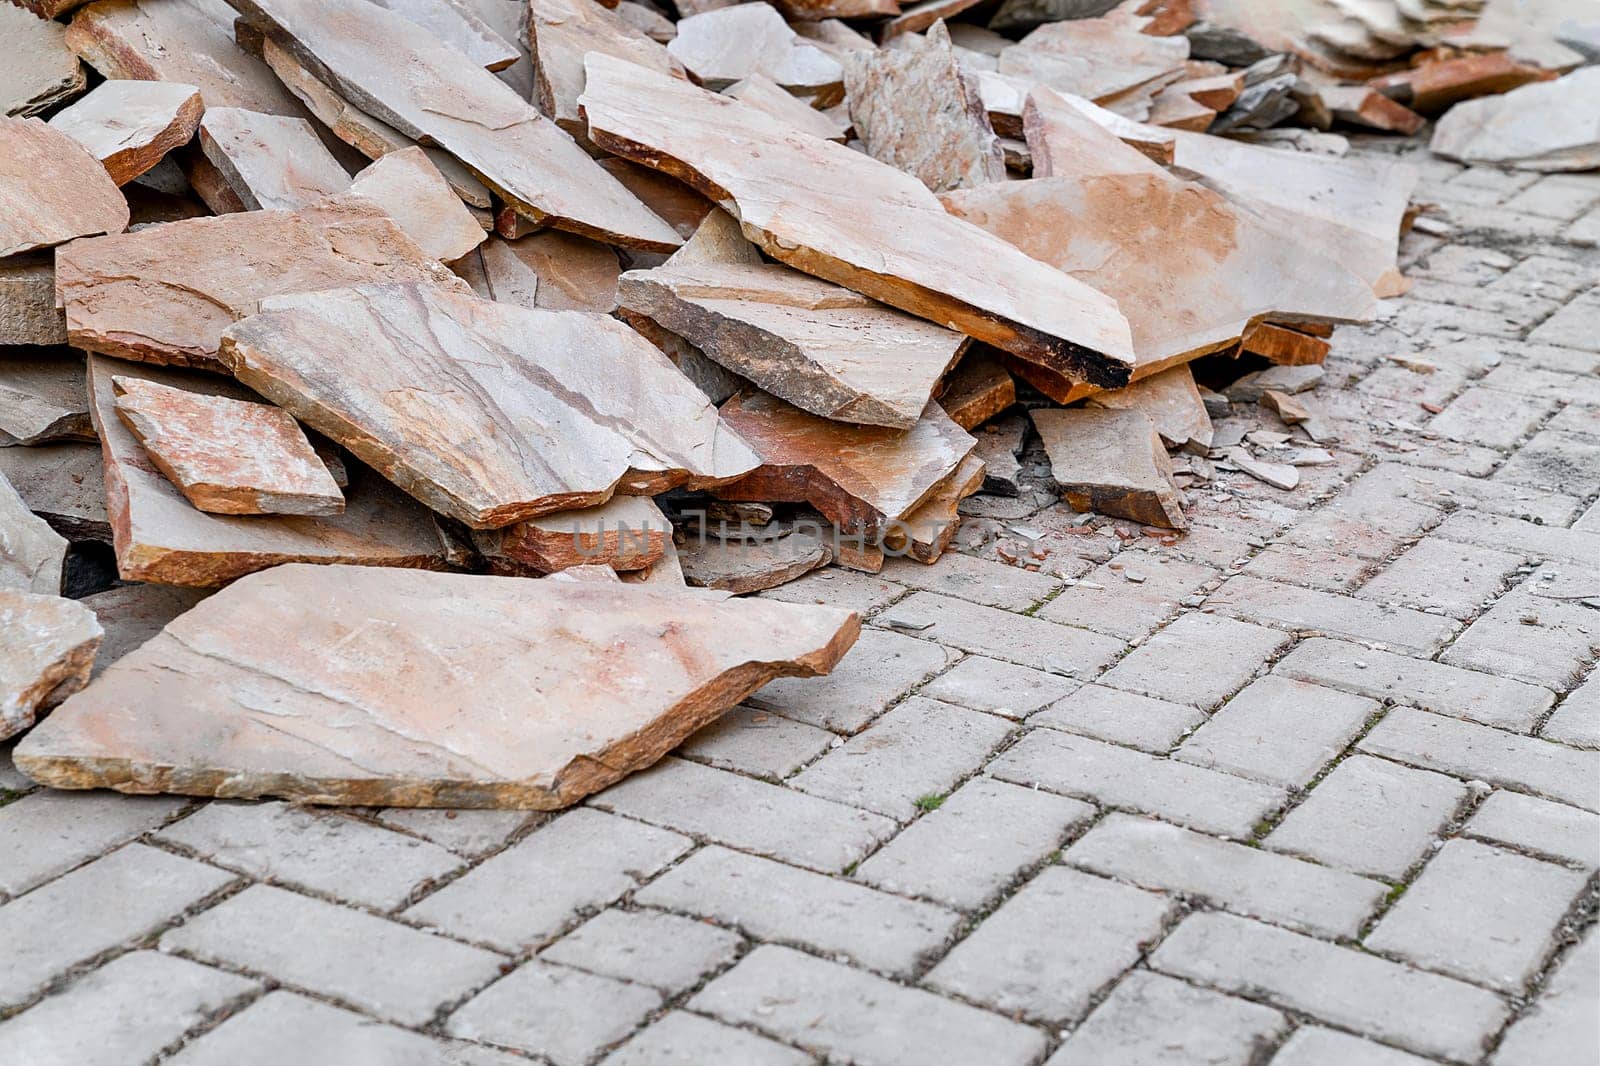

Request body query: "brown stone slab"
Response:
[2, 4, 86, 118]
[0, 117, 128, 259]
[1431, 68, 1600, 173]
[938, 353, 1015, 431]
[842, 22, 1003, 194]
[47, 80, 203, 186]
[618, 260, 968, 430]
[881, 451, 984, 564]
[56, 199, 467, 369]
[13, 563, 861, 808]
[0, 353, 91, 446]
[1032, 406, 1185, 528]
[725, 74, 849, 142]
[998, 1, 1189, 104]
[580, 54, 1135, 387]
[680, 529, 830, 593]
[0, 442, 109, 542]
[363, 0, 521, 71]
[112, 376, 344, 516]
[713, 390, 975, 536]
[231, 0, 681, 250]
[1239, 321, 1330, 366]
[1319, 85, 1424, 135]
[197, 106, 352, 210]
[337, 147, 485, 263]
[1369, 53, 1557, 115]
[476, 232, 622, 312]
[219, 282, 761, 528]
[1022, 85, 1177, 165]
[87, 354, 452, 586]
[1, 468, 68, 594]
[667, 4, 844, 99]
[529, 0, 684, 141]
[473, 496, 671, 574]
[1086, 364, 1212, 450]
[79, 582, 210, 677]
[0, 590, 101, 740]
[0, 254, 68, 347]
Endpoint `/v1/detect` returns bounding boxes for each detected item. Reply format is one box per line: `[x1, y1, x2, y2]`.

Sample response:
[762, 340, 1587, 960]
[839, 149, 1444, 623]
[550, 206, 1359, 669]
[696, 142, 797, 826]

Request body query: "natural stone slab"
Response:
[231, 0, 681, 249]
[79, 583, 209, 677]
[938, 353, 1015, 430]
[338, 146, 485, 262]
[0, 590, 102, 740]
[0, 442, 109, 543]
[56, 199, 466, 369]
[362, 0, 521, 71]
[219, 282, 759, 528]
[198, 106, 351, 211]
[472, 496, 671, 574]
[1431, 68, 1600, 172]
[0, 117, 128, 258]
[1022, 85, 1178, 164]
[48, 80, 203, 185]
[725, 74, 848, 142]
[2, 4, 86, 118]
[0, 254, 68, 347]
[1, 469, 67, 594]
[998, 1, 1188, 105]
[618, 259, 967, 429]
[474, 231, 622, 312]
[86, 354, 451, 586]
[580, 53, 1136, 387]
[1087, 364, 1212, 450]
[112, 376, 343, 517]
[529, 0, 684, 140]
[667, 3, 843, 98]
[14, 564, 860, 808]
[0, 353, 92, 446]
[1032, 407, 1185, 528]
[680, 530, 830, 593]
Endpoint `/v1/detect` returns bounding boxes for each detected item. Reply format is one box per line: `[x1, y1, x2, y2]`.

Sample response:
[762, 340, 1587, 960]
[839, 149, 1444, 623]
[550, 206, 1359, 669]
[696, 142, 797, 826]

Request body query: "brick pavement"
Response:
[1, 145, 1598, 1066]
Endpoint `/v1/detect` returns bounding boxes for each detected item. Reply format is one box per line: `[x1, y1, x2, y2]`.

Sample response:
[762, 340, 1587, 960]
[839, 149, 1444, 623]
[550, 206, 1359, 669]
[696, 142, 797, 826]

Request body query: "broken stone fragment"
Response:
[1031, 407, 1186, 529]
[0, 117, 129, 258]
[0, 353, 92, 446]
[1224, 363, 1324, 402]
[1086, 365, 1213, 451]
[198, 107, 353, 211]
[680, 528, 831, 594]
[13, 563, 861, 808]
[528, 0, 684, 140]
[472, 496, 671, 574]
[1430, 68, 1600, 172]
[725, 74, 849, 142]
[338, 147, 486, 262]
[219, 282, 760, 528]
[882, 0, 985, 39]
[47, 80, 203, 186]
[938, 353, 1015, 431]
[0, 442, 109, 543]
[598, 158, 716, 240]
[0, 254, 68, 347]
[2, 468, 68, 594]
[112, 376, 345, 517]
[772, 0, 898, 18]
[2, 4, 86, 118]
[78, 582, 210, 677]
[882, 452, 985, 564]
[0, 590, 102, 740]
[1238, 320, 1330, 366]
[665, 207, 763, 269]
[667, 3, 844, 100]
[998, 0, 1189, 106]
[362, 0, 521, 71]
[1318, 85, 1425, 135]
[1227, 446, 1299, 490]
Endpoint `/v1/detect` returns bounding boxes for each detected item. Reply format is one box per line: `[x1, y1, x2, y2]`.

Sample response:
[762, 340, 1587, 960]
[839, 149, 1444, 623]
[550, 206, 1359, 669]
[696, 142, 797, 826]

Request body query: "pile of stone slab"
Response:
[0, 0, 1583, 809]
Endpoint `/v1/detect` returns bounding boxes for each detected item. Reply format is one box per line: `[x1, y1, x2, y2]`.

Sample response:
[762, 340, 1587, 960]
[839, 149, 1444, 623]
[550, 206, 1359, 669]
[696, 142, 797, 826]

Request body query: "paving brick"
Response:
[1275, 638, 1554, 731]
[677, 706, 836, 779]
[1381, 293, 1525, 338]
[791, 696, 1013, 819]
[991, 728, 1288, 836]
[1270, 1027, 1436, 1066]
[635, 845, 958, 977]
[1543, 674, 1599, 749]
[1037, 552, 1219, 641]
[1413, 243, 1514, 285]
[1406, 280, 1561, 329]
[1530, 293, 1600, 352]
[163, 884, 504, 1025]
[1244, 545, 1373, 593]
[1265, 754, 1468, 879]
[373, 808, 536, 859]
[1097, 613, 1291, 709]
[1033, 683, 1205, 753]
[0, 844, 234, 1008]
[875, 591, 1126, 677]
[405, 808, 689, 951]
[166, 991, 526, 1066]
[1355, 537, 1526, 618]
[855, 776, 1093, 910]
[919, 654, 1079, 718]
[925, 865, 1172, 1024]
[1278, 494, 1438, 563]
[748, 626, 955, 733]
[1150, 912, 1508, 1063]
[589, 757, 894, 872]
[1501, 174, 1600, 220]
[540, 908, 742, 994]
[694, 945, 1046, 1066]
[1360, 707, 1600, 812]
[0, 790, 185, 897]
[1495, 428, 1600, 498]
[757, 565, 903, 613]
[1493, 254, 1598, 301]
[1357, 462, 1580, 526]
[1208, 575, 1459, 656]
[1433, 509, 1600, 566]
[1476, 363, 1600, 406]
[1463, 790, 1600, 870]
[602, 1012, 812, 1066]
[0, 951, 257, 1066]
[1046, 970, 1285, 1066]
[1546, 401, 1600, 438]
[1175, 676, 1378, 789]
[447, 960, 661, 1065]
[1442, 589, 1600, 690]
[1425, 387, 1560, 450]
[1068, 814, 1386, 937]
[1366, 839, 1587, 991]
[881, 550, 1060, 610]
[1491, 928, 1600, 1066]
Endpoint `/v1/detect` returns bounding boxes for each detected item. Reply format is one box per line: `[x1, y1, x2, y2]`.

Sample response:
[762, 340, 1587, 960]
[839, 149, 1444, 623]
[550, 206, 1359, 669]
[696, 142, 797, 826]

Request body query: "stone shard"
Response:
[0, 590, 102, 741]
[1368, 53, 1556, 116]
[0, 442, 110, 543]
[988, 0, 1119, 34]
[362, 0, 521, 71]
[2, 4, 87, 118]
[713, 389, 976, 537]
[55, 198, 468, 370]
[1238, 320, 1329, 366]
[47, 80, 204, 186]
[1031, 406, 1186, 528]
[0, 117, 129, 259]
[472, 232, 622, 312]
[13, 563, 861, 809]
[667, 3, 844, 99]
[231, 0, 681, 249]
[1430, 68, 1600, 173]
[680, 529, 830, 593]
[667, 206, 764, 268]
[472, 496, 672, 574]
[998, 0, 1189, 105]
[0, 254, 69, 347]
[79, 582, 210, 677]
[1022, 86, 1177, 165]
[882, 451, 984, 563]
[198, 106, 352, 210]
[111, 376, 344, 517]
[0, 354, 92, 447]
[335, 146, 485, 262]
[725, 74, 848, 143]
[218, 282, 761, 528]
[1087, 364, 1212, 451]
[1, 468, 68, 594]
[86, 354, 453, 587]
[618, 260, 968, 430]
[938, 353, 1015, 431]
[580, 53, 1136, 387]
[1228, 446, 1298, 490]
[528, 0, 684, 140]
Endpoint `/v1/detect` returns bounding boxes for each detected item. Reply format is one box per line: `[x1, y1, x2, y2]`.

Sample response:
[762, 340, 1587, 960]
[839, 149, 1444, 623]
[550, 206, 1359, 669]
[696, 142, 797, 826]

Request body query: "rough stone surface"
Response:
[46, 80, 200, 185]
[0, 254, 68, 346]
[0, 354, 90, 447]
[1032, 407, 1186, 528]
[1431, 68, 1600, 172]
[198, 106, 351, 210]
[0, 590, 102, 740]
[340, 146, 485, 262]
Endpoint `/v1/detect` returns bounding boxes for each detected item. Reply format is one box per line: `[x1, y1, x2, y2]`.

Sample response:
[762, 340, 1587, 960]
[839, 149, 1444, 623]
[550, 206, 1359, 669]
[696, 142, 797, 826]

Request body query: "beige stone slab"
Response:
[843, 22, 1003, 194]
[1, 469, 67, 595]
[725, 74, 848, 142]
[197, 106, 352, 211]
[0, 254, 68, 347]
[335, 147, 485, 263]
[529, 0, 683, 140]
[0, 353, 91, 447]
[475, 232, 622, 312]
[232, 0, 681, 250]
[0, 117, 128, 259]
[618, 260, 968, 430]
[1369, 53, 1556, 116]
[667, 3, 843, 99]
[882, 451, 984, 564]
[13, 563, 861, 808]
[87, 354, 452, 587]
[1032, 407, 1185, 528]
[363, 0, 521, 71]
[2, 4, 86, 118]
[0, 591, 101, 741]
[998, 1, 1189, 103]
[938, 353, 1015, 431]
[1019, 84, 1177, 165]
[473, 496, 671, 574]
[0, 442, 109, 543]
[1087, 364, 1212, 450]
[455, 0, 536, 93]
[713, 390, 975, 536]
[47, 80, 203, 186]
[1430, 68, 1600, 173]
[680, 530, 830, 593]
[56, 199, 467, 370]
[219, 282, 760, 528]
[79, 582, 210, 677]
[580, 54, 1135, 388]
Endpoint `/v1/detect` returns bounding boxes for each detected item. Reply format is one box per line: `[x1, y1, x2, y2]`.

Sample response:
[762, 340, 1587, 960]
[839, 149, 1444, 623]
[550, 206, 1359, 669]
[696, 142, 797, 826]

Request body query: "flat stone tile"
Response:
[1463, 790, 1600, 870]
[1033, 683, 1206, 753]
[677, 706, 836, 779]
[748, 626, 955, 733]
[1046, 970, 1286, 1066]
[1097, 613, 1291, 710]
[540, 908, 742, 994]
[601, 1012, 812, 1066]
[918, 654, 1079, 719]
[447, 960, 662, 1066]
[1271, 1027, 1436, 1066]
[1208, 575, 1458, 657]
[1492, 928, 1599, 1066]
[0, 790, 186, 896]
[1175, 676, 1378, 788]
[880, 550, 1060, 611]
[1037, 552, 1219, 642]
[1442, 588, 1600, 690]
[875, 591, 1126, 677]
[1355, 537, 1526, 619]
[373, 808, 537, 859]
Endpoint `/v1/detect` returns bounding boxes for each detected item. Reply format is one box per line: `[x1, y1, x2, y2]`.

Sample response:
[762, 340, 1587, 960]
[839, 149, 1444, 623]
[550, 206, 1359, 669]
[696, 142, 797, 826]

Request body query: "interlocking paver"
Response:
[1355, 537, 1526, 618]
[747, 626, 955, 733]
[1208, 575, 1458, 656]
[678, 706, 836, 778]
[757, 565, 903, 613]
[1175, 676, 1378, 788]
[1270, 1027, 1436, 1066]
[875, 591, 1126, 676]
[1032, 683, 1206, 753]
[1432, 509, 1600, 565]
[1491, 928, 1600, 1066]
[1047, 970, 1286, 1066]
[880, 550, 1061, 610]
[540, 908, 742, 993]
[0, 791, 186, 897]
[1543, 674, 1599, 748]
[1462, 790, 1600, 870]
[1096, 613, 1291, 709]
[918, 654, 1079, 718]
[602, 1012, 813, 1066]
[1036, 551, 1219, 641]
[1441, 586, 1600, 691]
[373, 808, 536, 859]
[1426, 387, 1560, 449]
[447, 960, 662, 1065]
